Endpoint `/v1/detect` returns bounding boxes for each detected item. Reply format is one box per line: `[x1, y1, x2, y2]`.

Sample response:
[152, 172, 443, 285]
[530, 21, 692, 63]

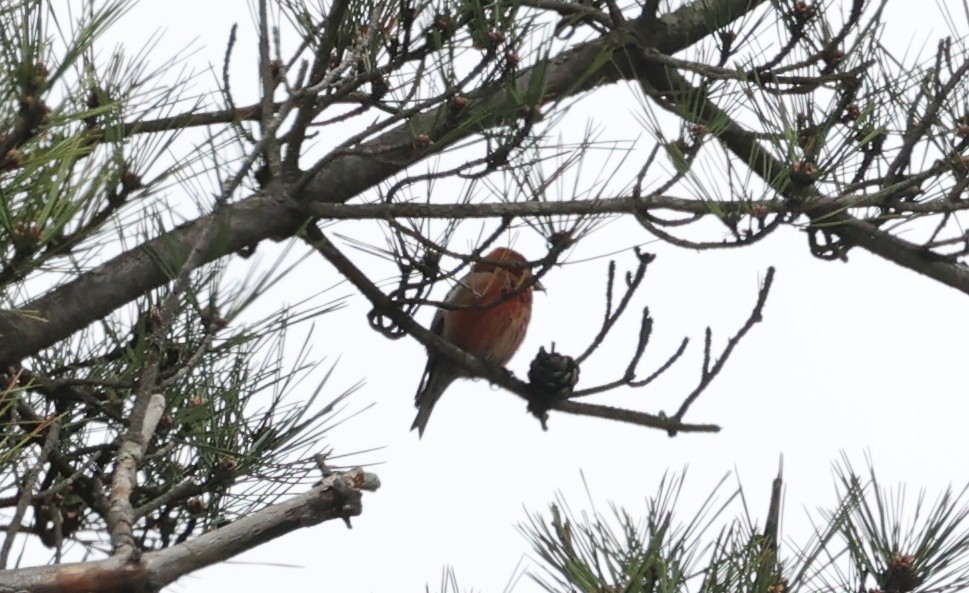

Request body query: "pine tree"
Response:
[0, 0, 965, 591]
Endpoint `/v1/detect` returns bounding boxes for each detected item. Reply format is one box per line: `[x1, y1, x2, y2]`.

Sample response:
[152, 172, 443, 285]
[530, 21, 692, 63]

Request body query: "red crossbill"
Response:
[412, 248, 540, 436]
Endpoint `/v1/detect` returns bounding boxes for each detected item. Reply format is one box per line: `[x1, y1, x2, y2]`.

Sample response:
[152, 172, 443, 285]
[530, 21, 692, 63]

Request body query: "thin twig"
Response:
[0, 418, 60, 569]
[671, 267, 776, 426]
[552, 400, 719, 433]
[301, 225, 719, 434]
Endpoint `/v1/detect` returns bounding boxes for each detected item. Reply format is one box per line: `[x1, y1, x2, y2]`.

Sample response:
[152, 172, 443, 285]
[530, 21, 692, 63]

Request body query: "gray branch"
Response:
[628, 56, 969, 294]
[0, 468, 380, 593]
[0, 0, 766, 365]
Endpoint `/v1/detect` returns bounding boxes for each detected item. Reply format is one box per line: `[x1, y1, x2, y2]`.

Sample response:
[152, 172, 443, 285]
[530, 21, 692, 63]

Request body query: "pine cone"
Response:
[528, 347, 579, 398]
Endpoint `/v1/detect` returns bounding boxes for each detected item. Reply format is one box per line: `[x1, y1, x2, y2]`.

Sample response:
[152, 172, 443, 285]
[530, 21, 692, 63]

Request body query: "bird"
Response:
[412, 247, 541, 437]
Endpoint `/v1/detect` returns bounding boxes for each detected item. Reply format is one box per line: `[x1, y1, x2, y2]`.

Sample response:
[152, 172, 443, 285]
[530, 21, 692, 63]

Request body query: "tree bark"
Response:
[0, 0, 766, 365]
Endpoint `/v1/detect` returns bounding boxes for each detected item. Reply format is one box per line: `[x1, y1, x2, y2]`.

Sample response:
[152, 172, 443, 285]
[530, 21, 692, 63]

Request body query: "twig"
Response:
[221, 24, 256, 146]
[671, 267, 775, 427]
[134, 478, 203, 520]
[0, 417, 59, 568]
[575, 251, 653, 364]
[301, 225, 719, 434]
[4, 399, 109, 520]
[552, 400, 718, 433]
[630, 337, 689, 388]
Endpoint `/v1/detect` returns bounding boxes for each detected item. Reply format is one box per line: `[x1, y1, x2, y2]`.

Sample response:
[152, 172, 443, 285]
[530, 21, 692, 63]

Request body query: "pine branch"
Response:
[0, 468, 379, 593]
[626, 48, 969, 295]
[0, 0, 765, 367]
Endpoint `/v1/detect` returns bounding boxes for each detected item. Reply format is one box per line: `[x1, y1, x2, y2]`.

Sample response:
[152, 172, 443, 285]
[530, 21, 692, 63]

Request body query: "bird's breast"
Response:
[442, 293, 531, 366]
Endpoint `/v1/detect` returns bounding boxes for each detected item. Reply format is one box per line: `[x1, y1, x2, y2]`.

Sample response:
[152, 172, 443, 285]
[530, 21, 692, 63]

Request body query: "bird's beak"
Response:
[533, 279, 546, 292]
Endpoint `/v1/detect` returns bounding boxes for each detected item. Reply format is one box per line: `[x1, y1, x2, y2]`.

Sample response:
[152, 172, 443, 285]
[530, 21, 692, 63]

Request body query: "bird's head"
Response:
[475, 247, 544, 292]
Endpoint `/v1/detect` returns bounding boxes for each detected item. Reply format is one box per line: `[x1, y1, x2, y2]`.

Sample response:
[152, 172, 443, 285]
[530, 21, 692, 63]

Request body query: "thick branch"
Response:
[303, 191, 969, 219]
[631, 58, 969, 295]
[0, 194, 303, 366]
[0, 0, 766, 365]
[0, 469, 379, 593]
[144, 468, 378, 586]
[295, 0, 769, 203]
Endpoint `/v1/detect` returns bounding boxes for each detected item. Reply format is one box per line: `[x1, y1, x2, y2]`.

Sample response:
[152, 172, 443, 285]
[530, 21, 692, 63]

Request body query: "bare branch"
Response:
[106, 393, 165, 557]
[671, 267, 775, 427]
[0, 0, 766, 367]
[302, 224, 720, 434]
[0, 468, 379, 593]
[629, 49, 969, 295]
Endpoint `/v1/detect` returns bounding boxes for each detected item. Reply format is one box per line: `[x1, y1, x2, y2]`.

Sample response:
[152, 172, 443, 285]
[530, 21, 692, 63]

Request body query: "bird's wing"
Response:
[412, 280, 471, 435]
[415, 307, 446, 391]
[415, 279, 467, 399]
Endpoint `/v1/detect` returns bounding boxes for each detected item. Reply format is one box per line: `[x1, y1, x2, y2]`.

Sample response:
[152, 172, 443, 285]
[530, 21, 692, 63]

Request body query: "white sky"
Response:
[80, 1, 969, 592]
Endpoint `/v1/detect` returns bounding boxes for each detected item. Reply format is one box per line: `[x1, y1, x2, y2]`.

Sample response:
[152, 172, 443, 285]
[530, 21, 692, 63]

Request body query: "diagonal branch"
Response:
[671, 267, 775, 426]
[0, 0, 767, 366]
[0, 468, 379, 593]
[628, 52, 969, 295]
[301, 225, 720, 433]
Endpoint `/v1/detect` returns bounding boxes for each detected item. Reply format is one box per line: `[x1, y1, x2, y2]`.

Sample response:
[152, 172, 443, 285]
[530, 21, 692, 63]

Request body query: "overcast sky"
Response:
[90, 2, 969, 592]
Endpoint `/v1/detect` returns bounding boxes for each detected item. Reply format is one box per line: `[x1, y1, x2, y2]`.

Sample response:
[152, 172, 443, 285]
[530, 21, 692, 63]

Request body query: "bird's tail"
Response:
[411, 366, 458, 438]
